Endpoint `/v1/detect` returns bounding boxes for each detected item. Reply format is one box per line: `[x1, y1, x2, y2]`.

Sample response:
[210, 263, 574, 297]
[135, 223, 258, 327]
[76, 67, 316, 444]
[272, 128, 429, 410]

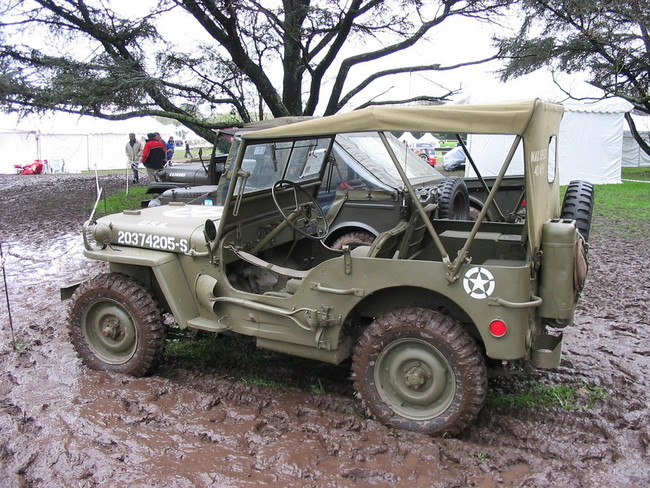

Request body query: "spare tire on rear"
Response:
[561, 180, 595, 242]
[437, 177, 470, 220]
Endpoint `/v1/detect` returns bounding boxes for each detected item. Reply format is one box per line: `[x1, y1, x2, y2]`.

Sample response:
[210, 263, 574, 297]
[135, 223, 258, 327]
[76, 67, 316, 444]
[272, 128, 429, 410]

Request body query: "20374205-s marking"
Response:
[116, 230, 189, 253]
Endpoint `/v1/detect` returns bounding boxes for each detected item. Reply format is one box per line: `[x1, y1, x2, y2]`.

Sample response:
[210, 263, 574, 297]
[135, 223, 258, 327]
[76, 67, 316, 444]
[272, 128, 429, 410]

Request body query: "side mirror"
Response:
[204, 219, 217, 242]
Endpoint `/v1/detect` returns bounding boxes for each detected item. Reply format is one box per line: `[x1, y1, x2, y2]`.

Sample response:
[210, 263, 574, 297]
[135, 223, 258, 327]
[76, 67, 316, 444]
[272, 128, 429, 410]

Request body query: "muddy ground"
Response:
[0, 173, 647, 487]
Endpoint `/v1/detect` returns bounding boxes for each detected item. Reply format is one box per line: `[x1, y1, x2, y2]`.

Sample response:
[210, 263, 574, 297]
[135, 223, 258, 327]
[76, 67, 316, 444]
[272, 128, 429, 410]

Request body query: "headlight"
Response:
[93, 223, 112, 245]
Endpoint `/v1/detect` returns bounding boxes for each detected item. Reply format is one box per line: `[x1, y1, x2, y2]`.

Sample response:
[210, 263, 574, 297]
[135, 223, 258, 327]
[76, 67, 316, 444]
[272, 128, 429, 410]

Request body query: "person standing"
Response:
[166, 136, 175, 166]
[184, 141, 192, 158]
[141, 132, 167, 182]
[125, 133, 143, 183]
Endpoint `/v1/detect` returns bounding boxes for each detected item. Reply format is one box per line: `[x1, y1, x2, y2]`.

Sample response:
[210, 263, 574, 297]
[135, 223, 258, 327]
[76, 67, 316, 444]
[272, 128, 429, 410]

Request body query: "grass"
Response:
[94, 186, 148, 217]
[165, 334, 277, 370]
[593, 181, 650, 220]
[475, 452, 491, 462]
[621, 166, 650, 181]
[240, 377, 289, 389]
[587, 168, 650, 237]
[164, 334, 343, 395]
[486, 382, 608, 411]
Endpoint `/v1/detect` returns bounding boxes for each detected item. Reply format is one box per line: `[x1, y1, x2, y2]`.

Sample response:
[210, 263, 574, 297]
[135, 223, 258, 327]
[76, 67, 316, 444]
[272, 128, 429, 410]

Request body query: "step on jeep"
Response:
[63, 100, 594, 436]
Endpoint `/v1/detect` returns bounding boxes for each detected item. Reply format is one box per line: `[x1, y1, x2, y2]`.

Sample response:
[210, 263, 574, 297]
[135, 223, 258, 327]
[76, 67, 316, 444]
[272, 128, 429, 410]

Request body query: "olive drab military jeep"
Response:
[64, 100, 595, 436]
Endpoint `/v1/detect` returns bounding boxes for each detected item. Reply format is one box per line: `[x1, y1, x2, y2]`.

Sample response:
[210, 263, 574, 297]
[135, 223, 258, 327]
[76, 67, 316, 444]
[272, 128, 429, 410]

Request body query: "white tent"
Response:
[465, 98, 633, 184]
[0, 112, 188, 174]
[418, 133, 440, 146]
[399, 132, 418, 145]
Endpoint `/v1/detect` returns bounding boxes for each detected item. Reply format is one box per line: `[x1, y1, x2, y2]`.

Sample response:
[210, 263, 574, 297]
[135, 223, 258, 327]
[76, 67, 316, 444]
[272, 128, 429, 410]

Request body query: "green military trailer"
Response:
[65, 100, 594, 436]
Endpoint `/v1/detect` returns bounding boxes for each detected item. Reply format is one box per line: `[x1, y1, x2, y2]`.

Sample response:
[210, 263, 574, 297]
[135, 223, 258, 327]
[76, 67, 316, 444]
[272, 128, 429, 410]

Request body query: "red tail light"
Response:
[489, 319, 508, 338]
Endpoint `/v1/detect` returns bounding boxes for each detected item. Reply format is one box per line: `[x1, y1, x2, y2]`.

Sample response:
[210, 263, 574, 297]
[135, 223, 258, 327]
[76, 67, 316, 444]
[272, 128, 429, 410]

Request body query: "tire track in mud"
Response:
[0, 174, 648, 487]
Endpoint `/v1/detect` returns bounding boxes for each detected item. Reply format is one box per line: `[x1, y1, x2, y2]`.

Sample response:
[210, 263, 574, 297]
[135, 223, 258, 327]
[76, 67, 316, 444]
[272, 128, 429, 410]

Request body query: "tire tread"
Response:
[68, 273, 166, 377]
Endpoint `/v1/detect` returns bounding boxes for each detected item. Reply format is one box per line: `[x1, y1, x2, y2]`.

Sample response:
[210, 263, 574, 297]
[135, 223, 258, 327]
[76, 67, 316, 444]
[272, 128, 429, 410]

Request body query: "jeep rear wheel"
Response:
[68, 273, 166, 377]
[437, 177, 470, 220]
[561, 180, 595, 242]
[352, 308, 486, 436]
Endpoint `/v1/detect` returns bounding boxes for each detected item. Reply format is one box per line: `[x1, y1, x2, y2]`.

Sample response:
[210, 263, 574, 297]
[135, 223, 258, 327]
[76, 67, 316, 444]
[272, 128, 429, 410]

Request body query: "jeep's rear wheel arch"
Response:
[352, 286, 473, 324]
[325, 225, 378, 248]
[468, 196, 500, 222]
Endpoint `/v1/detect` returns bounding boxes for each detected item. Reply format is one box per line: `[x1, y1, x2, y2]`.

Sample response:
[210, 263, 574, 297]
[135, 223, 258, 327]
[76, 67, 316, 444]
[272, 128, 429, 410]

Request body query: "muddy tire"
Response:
[561, 180, 595, 242]
[330, 230, 375, 250]
[68, 273, 166, 377]
[437, 177, 470, 220]
[352, 307, 487, 436]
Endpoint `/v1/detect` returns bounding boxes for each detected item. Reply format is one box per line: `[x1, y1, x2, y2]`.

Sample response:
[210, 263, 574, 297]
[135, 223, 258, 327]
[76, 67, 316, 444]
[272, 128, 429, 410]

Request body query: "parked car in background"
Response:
[410, 142, 438, 166]
[443, 145, 466, 171]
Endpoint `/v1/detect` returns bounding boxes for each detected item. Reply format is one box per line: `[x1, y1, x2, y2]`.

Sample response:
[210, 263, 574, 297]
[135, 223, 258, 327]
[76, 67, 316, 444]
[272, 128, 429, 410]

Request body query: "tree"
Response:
[495, 0, 650, 154]
[0, 0, 509, 141]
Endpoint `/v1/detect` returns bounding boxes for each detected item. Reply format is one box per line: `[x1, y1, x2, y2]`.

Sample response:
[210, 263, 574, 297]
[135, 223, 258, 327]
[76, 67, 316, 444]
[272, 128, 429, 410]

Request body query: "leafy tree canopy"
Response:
[0, 0, 510, 141]
[496, 0, 649, 114]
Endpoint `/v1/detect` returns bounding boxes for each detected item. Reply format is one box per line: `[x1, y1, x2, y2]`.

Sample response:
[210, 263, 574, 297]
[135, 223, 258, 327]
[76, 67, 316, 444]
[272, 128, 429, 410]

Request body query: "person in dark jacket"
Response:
[141, 132, 167, 182]
[166, 136, 175, 165]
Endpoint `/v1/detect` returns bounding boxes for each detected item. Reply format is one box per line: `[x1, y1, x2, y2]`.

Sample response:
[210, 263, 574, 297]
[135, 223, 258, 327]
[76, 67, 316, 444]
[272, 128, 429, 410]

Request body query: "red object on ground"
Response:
[17, 160, 47, 175]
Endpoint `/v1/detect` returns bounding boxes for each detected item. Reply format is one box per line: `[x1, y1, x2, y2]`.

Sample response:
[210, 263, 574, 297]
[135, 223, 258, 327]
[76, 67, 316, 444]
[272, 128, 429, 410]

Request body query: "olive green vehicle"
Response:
[64, 100, 594, 436]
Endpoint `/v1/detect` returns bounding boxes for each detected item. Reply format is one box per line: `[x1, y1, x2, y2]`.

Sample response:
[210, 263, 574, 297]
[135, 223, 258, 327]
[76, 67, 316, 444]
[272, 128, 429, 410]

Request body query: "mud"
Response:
[0, 173, 648, 487]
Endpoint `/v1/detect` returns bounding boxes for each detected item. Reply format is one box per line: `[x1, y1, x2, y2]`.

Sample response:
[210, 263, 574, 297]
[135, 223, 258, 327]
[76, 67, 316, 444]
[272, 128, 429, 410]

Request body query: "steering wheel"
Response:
[271, 180, 329, 240]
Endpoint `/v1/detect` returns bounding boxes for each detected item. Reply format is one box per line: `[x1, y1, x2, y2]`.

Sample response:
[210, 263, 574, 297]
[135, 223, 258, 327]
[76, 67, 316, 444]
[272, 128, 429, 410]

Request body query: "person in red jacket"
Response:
[141, 132, 167, 182]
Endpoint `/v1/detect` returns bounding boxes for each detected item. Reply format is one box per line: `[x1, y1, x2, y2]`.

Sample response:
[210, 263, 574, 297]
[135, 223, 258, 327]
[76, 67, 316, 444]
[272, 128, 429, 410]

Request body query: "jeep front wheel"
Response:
[68, 273, 166, 377]
[352, 308, 487, 436]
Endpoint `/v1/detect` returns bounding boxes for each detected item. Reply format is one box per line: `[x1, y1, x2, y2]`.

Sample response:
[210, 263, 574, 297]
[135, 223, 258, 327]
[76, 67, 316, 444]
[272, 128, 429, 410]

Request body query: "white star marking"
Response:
[463, 267, 496, 299]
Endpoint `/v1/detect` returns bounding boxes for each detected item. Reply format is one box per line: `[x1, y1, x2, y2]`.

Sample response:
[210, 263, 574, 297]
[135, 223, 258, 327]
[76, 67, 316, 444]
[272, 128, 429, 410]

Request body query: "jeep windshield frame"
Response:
[240, 99, 564, 278]
[219, 135, 335, 218]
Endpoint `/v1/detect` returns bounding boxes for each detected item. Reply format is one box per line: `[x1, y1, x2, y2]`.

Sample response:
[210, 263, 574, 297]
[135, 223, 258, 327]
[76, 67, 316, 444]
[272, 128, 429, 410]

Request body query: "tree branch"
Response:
[354, 93, 458, 110]
[625, 112, 650, 157]
[335, 55, 499, 112]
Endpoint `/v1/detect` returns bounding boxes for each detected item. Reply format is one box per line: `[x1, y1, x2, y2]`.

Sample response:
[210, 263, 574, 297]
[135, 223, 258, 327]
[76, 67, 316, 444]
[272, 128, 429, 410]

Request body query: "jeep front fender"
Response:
[84, 246, 199, 329]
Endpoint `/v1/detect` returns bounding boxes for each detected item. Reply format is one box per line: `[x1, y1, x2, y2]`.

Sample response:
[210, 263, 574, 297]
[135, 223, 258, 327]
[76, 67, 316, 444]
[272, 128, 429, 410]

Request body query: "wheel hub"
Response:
[404, 364, 430, 390]
[100, 317, 122, 339]
[373, 337, 456, 420]
[83, 299, 138, 364]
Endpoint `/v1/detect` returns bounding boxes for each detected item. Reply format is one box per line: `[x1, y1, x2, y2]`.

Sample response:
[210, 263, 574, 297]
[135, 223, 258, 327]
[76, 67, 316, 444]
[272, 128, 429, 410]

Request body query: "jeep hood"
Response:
[86, 204, 223, 254]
